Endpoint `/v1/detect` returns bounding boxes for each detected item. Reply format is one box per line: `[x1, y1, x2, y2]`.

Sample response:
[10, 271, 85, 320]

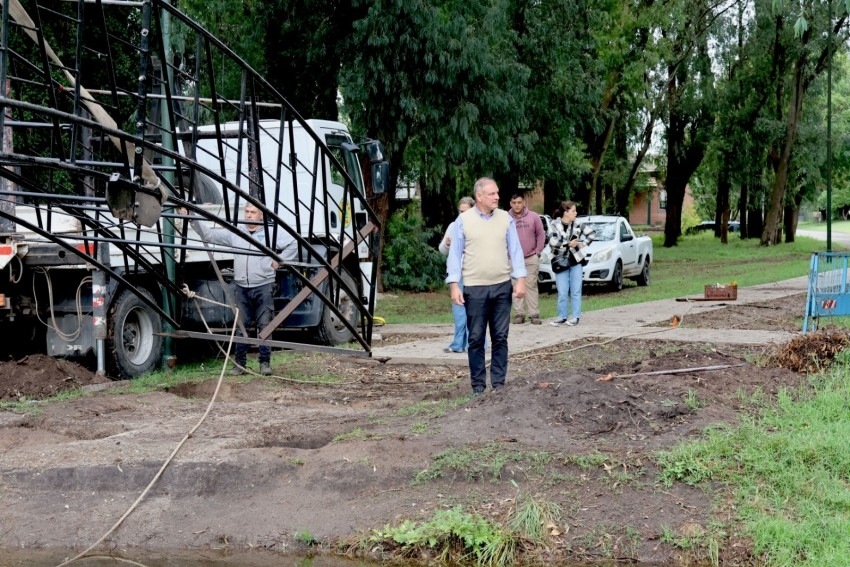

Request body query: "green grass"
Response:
[396, 395, 472, 419]
[414, 443, 556, 484]
[655, 366, 850, 565]
[365, 505, 518, 567]
[376, 232, 826, 324]
[332, 427, 372, 443]
[508, 494, 562, 543]
[0, 388, 84, 413]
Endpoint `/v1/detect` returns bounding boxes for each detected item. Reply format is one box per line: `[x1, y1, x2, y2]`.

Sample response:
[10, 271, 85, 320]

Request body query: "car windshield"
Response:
[585, 222, 616, 241]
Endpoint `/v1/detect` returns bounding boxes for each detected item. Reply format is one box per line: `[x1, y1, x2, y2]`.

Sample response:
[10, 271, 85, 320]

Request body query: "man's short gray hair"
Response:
[473, 177, 496, 196]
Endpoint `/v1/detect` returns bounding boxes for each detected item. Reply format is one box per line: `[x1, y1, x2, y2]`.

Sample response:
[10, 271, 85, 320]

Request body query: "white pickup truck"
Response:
[540, 215, 652, 291]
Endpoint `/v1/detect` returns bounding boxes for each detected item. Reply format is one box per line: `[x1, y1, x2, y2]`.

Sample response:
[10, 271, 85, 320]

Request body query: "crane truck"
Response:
[0, 0, 387, 377]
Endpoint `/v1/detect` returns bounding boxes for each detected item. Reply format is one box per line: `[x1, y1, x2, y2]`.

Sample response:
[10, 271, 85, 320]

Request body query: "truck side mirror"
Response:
[371, 162, 389, 194]
[362, 140, 385, 163]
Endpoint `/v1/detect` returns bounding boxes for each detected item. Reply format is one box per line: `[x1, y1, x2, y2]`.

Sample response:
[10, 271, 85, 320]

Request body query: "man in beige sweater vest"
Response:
[446, 178, 527, 394]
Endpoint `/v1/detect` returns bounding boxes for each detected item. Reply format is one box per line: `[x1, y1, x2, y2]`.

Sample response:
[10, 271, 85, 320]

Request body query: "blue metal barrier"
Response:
[804, 252, 850, 333]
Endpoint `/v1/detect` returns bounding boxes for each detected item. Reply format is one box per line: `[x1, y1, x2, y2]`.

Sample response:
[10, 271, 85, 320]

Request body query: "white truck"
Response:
[579, 215, 652, 290]
[0, 0, 388, 378]
[0, 116, 387, 378]
[540, 215, 652, 291]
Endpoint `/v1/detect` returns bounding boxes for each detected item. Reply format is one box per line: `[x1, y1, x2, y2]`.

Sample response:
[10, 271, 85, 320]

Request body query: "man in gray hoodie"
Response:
[192, 203, 297, 375]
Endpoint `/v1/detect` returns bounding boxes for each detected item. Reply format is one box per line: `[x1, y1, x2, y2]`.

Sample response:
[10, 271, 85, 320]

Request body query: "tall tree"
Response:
[179, 0, 350, 118]
[658, 0, 717, 247]
[341, 0, 529, 227]
[509, 0, 602, 214]
[581, 0, 659, 216]
[761, 2, 848, 244]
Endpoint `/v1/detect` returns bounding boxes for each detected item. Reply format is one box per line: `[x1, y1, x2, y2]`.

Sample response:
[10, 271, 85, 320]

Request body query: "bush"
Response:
[681, 204, 701, 234]
[381, 204, 447, 291]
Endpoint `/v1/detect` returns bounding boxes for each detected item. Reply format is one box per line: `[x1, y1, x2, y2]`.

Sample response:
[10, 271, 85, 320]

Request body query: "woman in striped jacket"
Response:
[548, 201, 591, 326]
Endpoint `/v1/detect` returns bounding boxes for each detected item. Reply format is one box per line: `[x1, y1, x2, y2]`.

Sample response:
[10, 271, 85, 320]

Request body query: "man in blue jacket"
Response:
[193, 203, 297, 375]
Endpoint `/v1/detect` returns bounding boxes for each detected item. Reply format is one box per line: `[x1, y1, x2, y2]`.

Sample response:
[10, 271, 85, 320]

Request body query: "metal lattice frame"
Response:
[0, 0, 380, 354]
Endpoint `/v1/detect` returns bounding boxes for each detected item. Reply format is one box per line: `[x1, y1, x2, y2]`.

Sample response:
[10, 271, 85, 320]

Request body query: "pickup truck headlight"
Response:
[590, 247, 613, 263]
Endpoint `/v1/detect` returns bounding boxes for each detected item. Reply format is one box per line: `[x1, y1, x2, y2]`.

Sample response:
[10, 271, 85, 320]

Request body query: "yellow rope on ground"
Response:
[54, 300, 240, 567]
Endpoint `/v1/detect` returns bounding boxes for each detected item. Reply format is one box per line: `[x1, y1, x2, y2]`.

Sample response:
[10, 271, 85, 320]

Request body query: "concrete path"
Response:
[796, 228, 850, 249]
[370, 277, 809, 366]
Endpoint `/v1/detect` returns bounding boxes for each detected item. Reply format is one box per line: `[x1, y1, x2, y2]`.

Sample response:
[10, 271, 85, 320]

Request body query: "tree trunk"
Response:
[716, 155, 731, 244]
[750, 204, 764, 240]
[784, 190, 805, 244]
[371, 193, 390, 293]
[369, 150, 403, 293]
[613, 122, 631, 217]
[662, 173, 686, 248]
[663, 107, 706, 247]
[662, 38, 709, 248]
[761, 55, 805, 246]
[738, 179, 749, 239]
[588, 114, 617, 214]
[783, 204, 797, 243]
[419, 176, 444, 232]
[543, 178, 566, 218]
[496, 171, 521, 205]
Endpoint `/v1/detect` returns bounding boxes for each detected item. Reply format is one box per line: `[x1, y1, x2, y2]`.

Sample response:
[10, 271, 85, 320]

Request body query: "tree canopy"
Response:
[176, 0, 850, 251]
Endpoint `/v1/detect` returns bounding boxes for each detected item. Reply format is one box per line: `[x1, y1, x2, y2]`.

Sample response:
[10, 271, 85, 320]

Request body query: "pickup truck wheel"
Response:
[609, 261, 624, 292]
[109, 288, 163, 378]
[636, 260, 650, 286]
[315, 272, 360, 345]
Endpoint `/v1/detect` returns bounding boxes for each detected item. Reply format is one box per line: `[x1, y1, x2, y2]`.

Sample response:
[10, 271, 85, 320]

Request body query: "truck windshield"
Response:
[585, 222, 616, 241]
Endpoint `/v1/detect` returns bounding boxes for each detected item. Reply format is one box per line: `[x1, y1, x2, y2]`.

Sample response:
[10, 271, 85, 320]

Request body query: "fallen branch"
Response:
[597, 363, 745, 381]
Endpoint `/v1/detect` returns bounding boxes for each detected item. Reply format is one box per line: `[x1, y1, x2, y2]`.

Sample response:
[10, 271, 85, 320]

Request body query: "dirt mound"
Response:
[0, 354, 109, 402]
[0, 292, 826, 564]
[442, 340, 804, 450]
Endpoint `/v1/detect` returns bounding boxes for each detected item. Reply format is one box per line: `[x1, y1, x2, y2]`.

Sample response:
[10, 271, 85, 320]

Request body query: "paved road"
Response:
[796, 228, 850, 249]
[371, 277, 808, 366]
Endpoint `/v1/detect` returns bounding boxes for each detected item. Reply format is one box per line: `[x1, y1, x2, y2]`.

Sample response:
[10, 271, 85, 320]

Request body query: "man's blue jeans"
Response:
[555, 263, 583, 320]
[234, 283, 275, 366]
[464, 280, 512, 391]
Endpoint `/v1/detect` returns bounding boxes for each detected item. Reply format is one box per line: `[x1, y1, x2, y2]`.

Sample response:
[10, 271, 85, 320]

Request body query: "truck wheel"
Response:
[636, 260, 650, 286]
[315, 272, 360, 345]
[109, 287, 163, 378]
[609, 261, 624, 292]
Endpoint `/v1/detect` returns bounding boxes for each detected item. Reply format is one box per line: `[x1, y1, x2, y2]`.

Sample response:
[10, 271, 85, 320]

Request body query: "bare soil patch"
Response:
[0, 293, 841, 565]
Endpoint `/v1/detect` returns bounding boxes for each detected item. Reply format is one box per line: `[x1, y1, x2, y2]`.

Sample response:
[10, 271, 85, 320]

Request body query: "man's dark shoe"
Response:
[529, 315, 542, 325]
[472, 387, 485, 397]
[229, 365, 245, 376]
[260, 362, 273, 376]
[512, 314, 525, 324]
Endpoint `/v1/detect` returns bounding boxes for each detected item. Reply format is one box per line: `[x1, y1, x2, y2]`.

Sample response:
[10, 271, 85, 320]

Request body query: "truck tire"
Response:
[109, 287, 163, 378]
[635, 259, 650, 286]
[315, 272, 360, 345]
[609, 261, 624, 292]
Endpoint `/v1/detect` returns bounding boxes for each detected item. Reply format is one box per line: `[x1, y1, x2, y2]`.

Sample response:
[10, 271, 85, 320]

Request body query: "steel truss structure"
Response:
[0, 0, 381, 367]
